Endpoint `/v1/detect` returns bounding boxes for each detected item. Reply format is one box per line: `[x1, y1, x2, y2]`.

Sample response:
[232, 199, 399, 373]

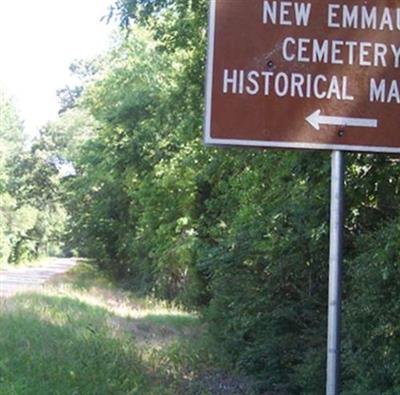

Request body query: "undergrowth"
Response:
[0, 262, 256, 395]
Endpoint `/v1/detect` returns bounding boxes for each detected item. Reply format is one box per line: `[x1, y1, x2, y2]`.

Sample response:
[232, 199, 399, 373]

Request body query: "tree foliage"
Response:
[0, 85, 70, 264]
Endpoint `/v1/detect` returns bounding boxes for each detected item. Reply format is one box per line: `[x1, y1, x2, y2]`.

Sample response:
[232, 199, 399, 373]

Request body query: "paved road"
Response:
[0, 258, 77, 297]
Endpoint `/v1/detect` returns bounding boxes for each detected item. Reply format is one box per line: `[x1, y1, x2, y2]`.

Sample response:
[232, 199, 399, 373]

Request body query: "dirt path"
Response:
[0, 258, 77, 297]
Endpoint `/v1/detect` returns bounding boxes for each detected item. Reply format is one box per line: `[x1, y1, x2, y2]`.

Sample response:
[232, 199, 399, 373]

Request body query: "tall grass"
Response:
[0, 263, 255, 394]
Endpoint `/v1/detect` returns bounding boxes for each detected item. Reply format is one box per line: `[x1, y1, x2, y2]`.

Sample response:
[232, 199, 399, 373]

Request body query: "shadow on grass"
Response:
[142, 314, 199, 328]
[114, 313, 201, 353]
[0, 293, 186, 395]
[49, 261, 114, 292]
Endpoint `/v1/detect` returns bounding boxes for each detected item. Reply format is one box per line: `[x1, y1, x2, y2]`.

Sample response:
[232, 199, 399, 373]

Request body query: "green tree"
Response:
[0, 86, 43, 263]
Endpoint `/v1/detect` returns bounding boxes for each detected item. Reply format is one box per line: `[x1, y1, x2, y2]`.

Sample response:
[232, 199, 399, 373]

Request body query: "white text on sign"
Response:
[222, 1, 400, 105]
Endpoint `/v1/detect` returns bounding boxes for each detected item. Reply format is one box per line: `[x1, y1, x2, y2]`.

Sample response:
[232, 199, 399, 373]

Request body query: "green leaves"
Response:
[0, 84, 73, 264]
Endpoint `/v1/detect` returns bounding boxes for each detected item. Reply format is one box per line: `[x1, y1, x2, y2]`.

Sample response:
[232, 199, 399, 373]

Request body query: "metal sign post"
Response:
[326, 150, 345, 395]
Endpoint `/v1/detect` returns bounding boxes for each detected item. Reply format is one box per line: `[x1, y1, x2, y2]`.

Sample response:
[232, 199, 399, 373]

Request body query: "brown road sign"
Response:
[205, 0, 400, 153]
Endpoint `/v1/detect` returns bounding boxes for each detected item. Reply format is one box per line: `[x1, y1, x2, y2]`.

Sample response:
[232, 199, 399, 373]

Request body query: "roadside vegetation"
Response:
[0, 262, 256, 395]
[0, 86, 66, 266]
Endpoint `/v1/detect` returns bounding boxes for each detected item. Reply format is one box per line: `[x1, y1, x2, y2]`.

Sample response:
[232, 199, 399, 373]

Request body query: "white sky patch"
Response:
[0, 0, 115, 137]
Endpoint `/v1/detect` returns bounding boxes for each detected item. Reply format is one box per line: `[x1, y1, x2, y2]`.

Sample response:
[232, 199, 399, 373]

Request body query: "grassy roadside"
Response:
[0, 262, 256, 395]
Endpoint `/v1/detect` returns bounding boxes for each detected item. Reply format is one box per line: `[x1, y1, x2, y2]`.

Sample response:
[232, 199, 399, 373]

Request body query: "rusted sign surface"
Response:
[205, 0, 400, 153]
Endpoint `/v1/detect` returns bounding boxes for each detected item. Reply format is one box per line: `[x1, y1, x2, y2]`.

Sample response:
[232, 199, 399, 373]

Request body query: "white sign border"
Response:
[203, 0, 400, 154]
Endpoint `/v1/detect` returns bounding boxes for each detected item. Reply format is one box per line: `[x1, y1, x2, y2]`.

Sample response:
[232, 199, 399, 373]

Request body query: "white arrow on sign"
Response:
[306, 110, 378, 131]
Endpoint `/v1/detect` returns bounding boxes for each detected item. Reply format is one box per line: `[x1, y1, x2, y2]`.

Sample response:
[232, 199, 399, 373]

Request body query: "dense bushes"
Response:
[342, 221, 400, 395]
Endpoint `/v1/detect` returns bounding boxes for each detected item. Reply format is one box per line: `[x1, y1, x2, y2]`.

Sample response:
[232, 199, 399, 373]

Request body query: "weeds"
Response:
[0, 262, 256, 394]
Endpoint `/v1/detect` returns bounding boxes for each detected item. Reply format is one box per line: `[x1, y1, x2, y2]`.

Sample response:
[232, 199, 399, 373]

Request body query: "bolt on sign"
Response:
[204, 0, 400, 153]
